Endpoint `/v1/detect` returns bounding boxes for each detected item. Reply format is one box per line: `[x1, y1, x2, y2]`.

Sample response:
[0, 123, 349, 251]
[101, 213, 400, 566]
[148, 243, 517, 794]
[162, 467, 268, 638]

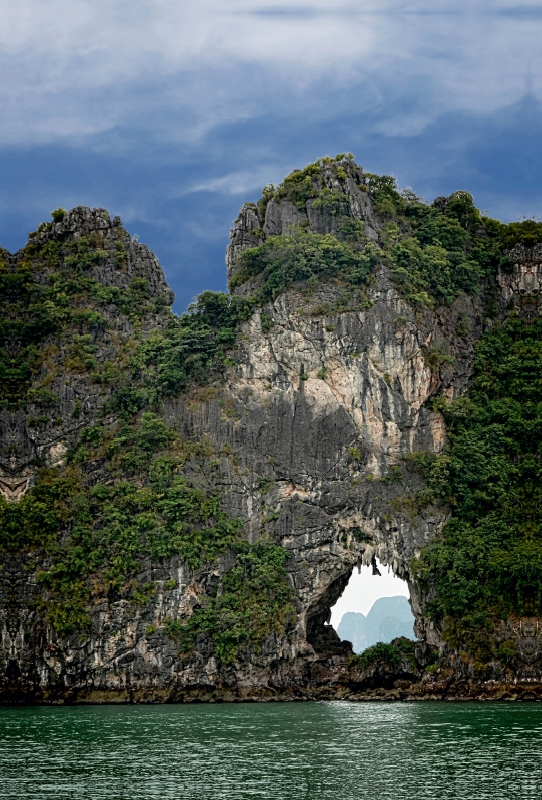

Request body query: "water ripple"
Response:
[1, 702, 541, 799]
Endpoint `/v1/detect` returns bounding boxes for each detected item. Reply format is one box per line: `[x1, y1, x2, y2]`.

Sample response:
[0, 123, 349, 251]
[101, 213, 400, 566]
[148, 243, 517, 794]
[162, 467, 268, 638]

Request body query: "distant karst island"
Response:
[337, 596, 415, 654]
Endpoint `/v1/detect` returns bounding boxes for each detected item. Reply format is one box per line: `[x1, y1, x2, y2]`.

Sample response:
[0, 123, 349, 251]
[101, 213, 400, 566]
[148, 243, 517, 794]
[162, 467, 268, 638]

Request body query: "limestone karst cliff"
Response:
[2, 156, 542, 703]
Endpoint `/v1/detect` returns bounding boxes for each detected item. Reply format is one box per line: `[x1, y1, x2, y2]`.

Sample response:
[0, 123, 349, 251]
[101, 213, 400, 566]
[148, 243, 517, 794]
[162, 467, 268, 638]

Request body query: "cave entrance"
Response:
[329, 559, 416, 654]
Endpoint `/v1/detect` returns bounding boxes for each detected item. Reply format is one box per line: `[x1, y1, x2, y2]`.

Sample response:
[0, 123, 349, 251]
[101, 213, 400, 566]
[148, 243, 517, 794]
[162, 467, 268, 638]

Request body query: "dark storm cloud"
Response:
[497, 6, 542, 19]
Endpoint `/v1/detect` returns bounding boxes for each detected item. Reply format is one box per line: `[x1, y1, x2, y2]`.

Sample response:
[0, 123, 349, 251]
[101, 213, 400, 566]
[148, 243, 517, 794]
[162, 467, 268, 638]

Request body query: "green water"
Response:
[1, 702, 541, 799]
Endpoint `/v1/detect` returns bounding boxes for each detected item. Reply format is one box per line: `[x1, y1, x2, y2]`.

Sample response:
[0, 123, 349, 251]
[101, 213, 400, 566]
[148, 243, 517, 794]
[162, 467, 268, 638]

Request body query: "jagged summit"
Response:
[226, 156, 378, 290]
[17, 205, 173, 303]
[0, 206, 173, 501]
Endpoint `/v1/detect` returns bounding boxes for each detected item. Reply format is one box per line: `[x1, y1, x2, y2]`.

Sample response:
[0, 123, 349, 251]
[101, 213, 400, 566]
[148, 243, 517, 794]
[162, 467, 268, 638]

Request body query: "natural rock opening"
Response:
[329, 560, 415, 654]
[305, 568, 353, 658]
[304, 558, 416, 659]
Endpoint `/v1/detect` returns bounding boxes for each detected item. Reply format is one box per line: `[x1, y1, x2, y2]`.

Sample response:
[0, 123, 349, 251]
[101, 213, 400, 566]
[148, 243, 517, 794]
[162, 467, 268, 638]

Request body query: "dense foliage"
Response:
[164, 541, 294, 665]
[133, 291, 252, 402]
[0, 415, 241, 633]
[231, 229, 379, 303]
[0, 411, 293, 652]
[411, 318, 542, 661]
[0, 228, 158, 411]
[349, 638, 417, 672]
[0, 215, 293, 657]
[234, 156, 528, 309]
[0, 225, 252, 413]
[365, 175, 509, 307]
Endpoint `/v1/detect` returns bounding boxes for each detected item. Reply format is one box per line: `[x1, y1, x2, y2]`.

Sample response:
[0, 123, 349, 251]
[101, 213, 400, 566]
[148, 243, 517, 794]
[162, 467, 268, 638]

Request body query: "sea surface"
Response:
[1, 701, 541, 799]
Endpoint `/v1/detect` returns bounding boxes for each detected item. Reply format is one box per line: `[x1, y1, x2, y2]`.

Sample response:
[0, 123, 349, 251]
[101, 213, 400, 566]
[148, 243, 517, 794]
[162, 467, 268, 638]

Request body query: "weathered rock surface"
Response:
[4, 170, 540, 703]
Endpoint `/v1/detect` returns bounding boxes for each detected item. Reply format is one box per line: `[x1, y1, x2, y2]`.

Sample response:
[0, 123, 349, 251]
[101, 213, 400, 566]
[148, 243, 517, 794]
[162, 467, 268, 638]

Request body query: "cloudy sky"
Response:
[2, 1, 542, 310]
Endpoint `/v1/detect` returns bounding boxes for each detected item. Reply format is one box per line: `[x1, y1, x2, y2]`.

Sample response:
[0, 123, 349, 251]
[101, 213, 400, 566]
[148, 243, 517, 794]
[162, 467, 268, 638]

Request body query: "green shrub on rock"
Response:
[165, 540, 294, 665]
[411, 318, 542, 660]
[233, 229, 377, 302]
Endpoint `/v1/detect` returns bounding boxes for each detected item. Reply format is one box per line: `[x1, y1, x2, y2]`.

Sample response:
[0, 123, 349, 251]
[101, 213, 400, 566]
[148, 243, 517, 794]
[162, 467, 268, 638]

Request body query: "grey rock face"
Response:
[1, 199, 486, 703]
[226, 204, 263, 285]
[263, 199, 307, 238]
[497, 242, 542, 300]
[198, 271, 480, 666]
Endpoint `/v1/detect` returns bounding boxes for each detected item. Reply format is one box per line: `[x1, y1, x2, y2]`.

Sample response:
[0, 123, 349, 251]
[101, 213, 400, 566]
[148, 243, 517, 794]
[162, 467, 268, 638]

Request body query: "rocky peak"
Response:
[226, 157, 378, 291]
[25, 205, 174, 302]
[0, 206, 174, 502]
